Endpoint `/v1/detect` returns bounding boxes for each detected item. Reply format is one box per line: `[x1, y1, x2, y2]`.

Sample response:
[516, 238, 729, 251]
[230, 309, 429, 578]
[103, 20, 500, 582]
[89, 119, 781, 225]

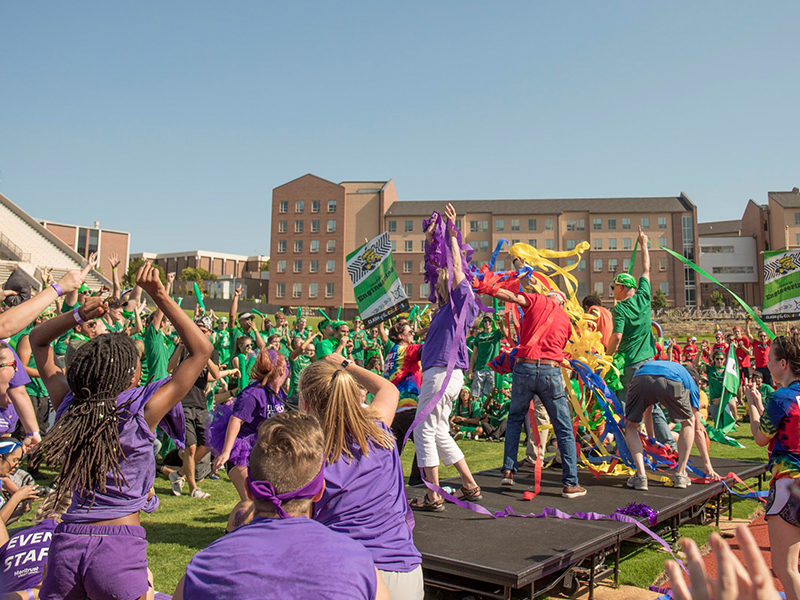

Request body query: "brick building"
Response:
[269, 174, 701, 311]
[40, 219, 130, 278]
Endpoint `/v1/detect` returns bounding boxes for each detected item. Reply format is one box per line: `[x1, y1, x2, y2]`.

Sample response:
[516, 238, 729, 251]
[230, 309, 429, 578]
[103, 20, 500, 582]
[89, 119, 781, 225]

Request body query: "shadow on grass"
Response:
[144, 521, 222, 550]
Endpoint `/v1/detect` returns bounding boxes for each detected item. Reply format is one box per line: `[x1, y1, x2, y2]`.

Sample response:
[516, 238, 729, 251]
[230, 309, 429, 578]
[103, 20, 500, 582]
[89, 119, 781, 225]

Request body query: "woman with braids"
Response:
[208, 349, 288, 501]
[28, 261, 212, 600]
[301, 354, 423, 600]
[744, 334, 800, 600]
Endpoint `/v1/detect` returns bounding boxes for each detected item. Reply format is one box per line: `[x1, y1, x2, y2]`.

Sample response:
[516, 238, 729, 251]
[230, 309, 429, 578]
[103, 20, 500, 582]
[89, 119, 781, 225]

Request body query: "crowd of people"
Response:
[0, 203, 796, 599]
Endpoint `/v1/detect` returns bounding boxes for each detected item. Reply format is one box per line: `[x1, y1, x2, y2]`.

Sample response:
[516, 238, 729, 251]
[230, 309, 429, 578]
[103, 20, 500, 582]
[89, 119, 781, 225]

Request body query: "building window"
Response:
[309, 283, 318, 298]
[278, 240, 287, 253]
[403, 260, 412, 273]
[659, 258, 668, 271]
[292, 283, 302, 298]
[420, 240, 425, 252]
[279, 201, 288, 213]
[469, 241, 478, 252]
[398, 283, 409, 299]
[328, 200, 337, 213]
[496, 219, 505, 232]
[577, 259, 586, 271]
[659, 236, 668, 247]
[608, 218, 617, 230]
[623, 238, 632, 250]
[608, 238, 617, 250]
[312, 200, 320, 213]
[623, 258, 630, 272]
[296, 200, 304, 213]
[544, 239, 553, 250]
[622, 217, 631, 230]
[593, 238, 602, 250]
[528, 239, 537, 248]
[528, 218, 537, 231]
[658, 217, 667, 229]
[712, 266, 754, 274]
[278, 221, 287, 233]
[511, 239, 520, 245]
[578, 282, 586, 297]
[276, 260, 286, 273]
[420, 260, 425, 273]
[566, 240, 576, 250]
[310, 240, 319, 253]
[593, 218, 602, 230]
[293, 260, 302, 273]
[310, 260, 319, 273]
[470, 220, 478, 232]
[795, 212, 800, 226]
[404, 220, 413, 233]
[420, 283, 430, 298]
[456, 219, 462, 231]
[388, 220, 397, 233]
[327, 240, 336, 252]
[391, 241, 396, 251]
[294, 240, 303, 253]
[594, 281, 603, 296]
[545, 219, 554, 231]
[496, 259, 505, 270]
[326, 283, 335, 298]
[594, 259, 603, 272]
[609, 258, 618, 272]
[403, 241, 412, 252]
[276, 283, 285, 298]
[311, 220, 320, 233]
[327, 219, 336, 233]
[511, 219, 520, 231]
[326, 260, 335, 273]
[641, 217, 650, 229]
[661, 281, 669, 296]
[566, 219, 575, 231]
[479, 241, 489, 252]
[480, 220, 489, 232]
[577, 219, 585, 231]
[295, 220, 304, 233]
[700, 245, 735, 254]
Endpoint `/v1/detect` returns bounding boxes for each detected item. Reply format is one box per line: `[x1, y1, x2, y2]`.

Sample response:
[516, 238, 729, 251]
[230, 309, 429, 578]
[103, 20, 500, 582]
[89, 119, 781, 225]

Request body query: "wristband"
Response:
[26, 590, 35, 600]
[340, 359, 351, 369]
[25, 431, 40, 438]
[72, 308, 87, 325]
[51, 283, 64, 297]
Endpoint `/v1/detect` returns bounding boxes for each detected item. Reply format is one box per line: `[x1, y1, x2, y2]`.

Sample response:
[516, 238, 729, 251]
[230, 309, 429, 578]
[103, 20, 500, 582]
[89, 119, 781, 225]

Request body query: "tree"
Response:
[651, 288, 668, 309]
[260, 260, 270, 272]
[180, 267, 216, 283]
[124, 257, 166, 287]
[708, 290, 726, 309]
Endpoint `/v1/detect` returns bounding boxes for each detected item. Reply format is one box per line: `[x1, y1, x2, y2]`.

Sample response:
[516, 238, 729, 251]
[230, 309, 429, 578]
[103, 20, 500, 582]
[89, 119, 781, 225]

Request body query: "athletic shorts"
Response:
[739, 366, 752, 380]
[626, 375, 693, 424]
[766, 478, 800, 528]
[184, 406, 208, 447]
[40, 523, 149, 600]
[470, 369, 495, 399]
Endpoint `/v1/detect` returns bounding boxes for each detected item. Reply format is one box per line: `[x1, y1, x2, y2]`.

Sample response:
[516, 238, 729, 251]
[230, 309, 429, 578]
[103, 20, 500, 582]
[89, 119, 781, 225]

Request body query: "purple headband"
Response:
[247, 462, 325, 519]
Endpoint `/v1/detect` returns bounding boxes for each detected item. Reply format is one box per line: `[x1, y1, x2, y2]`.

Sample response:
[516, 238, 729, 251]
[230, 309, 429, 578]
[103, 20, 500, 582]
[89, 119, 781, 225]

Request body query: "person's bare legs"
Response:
[229, 465, 249, 502]
[675, 419, 694, 476]
[452, 458, 478, 490]
[769, 517, 800, 600]
[182, 445, 210, 492]
[624, 420, 647, 478]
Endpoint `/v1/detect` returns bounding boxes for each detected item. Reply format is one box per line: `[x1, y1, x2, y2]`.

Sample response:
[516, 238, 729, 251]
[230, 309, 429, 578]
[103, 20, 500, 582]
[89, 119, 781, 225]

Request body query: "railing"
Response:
[651, 306, 754, 321]
[0, 232, 31, 262]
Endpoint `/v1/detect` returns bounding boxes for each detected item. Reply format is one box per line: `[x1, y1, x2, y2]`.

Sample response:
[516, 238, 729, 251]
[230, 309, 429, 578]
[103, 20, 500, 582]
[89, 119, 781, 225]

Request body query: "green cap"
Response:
[612, 273, 637, 289]
[78, 284, 91, 293]
[331, 320, 348, 330]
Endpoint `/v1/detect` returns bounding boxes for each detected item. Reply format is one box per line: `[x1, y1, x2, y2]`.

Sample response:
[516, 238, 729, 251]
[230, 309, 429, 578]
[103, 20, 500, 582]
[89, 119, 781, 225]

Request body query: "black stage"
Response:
[408, 456, 767, 599]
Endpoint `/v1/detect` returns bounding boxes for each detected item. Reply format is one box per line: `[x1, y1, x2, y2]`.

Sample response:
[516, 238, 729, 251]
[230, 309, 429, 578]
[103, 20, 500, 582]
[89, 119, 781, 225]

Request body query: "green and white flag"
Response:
[714, 343, 739, 434]
[763, 248, 800, 322]
[346, 232, 409, 328]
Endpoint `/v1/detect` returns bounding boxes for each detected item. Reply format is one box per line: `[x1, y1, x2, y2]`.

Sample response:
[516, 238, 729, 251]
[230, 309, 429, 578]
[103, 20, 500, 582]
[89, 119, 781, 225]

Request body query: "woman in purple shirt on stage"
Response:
[300, 354, 424, 600]
[28, 262, 212, 600]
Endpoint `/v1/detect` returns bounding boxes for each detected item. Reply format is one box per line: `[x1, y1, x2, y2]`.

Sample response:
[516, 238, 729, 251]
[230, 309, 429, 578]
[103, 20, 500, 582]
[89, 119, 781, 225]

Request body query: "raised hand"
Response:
[57, 266, 90, 294]
[109, 252, 121, 269]
[79, 296, 109, 321]
[638, 226, 649, 247]
[136, 262, 167, 299]
[166, 272, 176, 284]
[87, 252, 99, 270]
[425, 213, 439, 239]
[234, 285, 243, 298]
[444, 203, 457, 224]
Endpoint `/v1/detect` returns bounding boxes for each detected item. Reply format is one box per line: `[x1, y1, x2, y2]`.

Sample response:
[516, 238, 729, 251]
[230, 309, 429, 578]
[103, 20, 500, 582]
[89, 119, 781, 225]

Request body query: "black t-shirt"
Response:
[180, 347, 220, 410]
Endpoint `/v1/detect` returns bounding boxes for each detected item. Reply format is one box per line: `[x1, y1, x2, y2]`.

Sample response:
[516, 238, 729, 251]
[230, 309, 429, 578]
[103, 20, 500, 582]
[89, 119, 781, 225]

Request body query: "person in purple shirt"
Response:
[208, 349, 288, 501]
[27, 261, 212, 600]
[412, 204, 483, 511]
[175, 412, 390, 600]
[301, 354, 424, 599]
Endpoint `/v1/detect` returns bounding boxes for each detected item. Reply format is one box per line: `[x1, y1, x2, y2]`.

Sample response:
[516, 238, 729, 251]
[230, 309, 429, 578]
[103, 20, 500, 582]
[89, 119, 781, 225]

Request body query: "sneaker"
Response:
[562, 485, 587, 499]
[208, 473, 220, 481]
[501, 471, 515, 486]
[626, 475, 649, 491]
[169, 471, 185, 496]
[674, 474, 691, 489]
[454, 432, 464, 441]
[190, 487, 210, 499]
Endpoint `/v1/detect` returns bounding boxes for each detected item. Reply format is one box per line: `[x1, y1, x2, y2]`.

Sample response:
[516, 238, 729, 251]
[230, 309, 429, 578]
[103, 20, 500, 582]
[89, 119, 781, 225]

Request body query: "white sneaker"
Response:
[169, 471, 185, 496]
[626, 475, 649, 491]
[190, 487, 210, 499]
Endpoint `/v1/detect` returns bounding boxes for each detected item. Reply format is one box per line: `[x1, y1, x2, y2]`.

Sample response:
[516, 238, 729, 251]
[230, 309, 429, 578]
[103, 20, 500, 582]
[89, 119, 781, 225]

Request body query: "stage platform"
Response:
[408, 456, 767, 600]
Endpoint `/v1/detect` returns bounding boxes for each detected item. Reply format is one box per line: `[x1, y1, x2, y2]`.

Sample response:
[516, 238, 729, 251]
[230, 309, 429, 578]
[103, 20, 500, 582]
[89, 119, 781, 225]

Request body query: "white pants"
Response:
[378, 565, 424, 600]
[414, 367, 465, 468]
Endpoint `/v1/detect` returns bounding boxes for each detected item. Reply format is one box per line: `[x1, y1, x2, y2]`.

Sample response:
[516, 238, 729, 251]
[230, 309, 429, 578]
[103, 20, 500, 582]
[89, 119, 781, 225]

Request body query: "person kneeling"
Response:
[174, 412, 390, 600]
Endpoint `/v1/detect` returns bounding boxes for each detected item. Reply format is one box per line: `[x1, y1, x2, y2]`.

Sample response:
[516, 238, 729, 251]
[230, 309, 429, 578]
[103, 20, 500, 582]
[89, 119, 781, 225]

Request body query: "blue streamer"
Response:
[488, 239, 509, 270]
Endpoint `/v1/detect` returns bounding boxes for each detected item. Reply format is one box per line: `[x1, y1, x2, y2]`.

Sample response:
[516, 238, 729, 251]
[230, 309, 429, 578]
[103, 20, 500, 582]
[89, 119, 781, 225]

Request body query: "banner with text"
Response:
[346, 232, 409, 328]
[763, 248, 800, 322]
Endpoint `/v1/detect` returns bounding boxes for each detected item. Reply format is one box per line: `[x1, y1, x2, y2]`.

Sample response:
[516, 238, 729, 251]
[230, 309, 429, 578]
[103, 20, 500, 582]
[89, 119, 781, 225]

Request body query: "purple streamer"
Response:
[615, 502, 658, 527]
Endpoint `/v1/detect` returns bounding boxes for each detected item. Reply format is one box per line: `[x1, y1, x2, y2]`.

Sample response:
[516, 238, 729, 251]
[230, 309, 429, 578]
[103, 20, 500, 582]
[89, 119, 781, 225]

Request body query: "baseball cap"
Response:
[194, 315, 213, 330]
[78, 284, 91, 294]
[238, 312, 254, 322]
[612, 273, 637, 289]
[219, 316, 229, 323]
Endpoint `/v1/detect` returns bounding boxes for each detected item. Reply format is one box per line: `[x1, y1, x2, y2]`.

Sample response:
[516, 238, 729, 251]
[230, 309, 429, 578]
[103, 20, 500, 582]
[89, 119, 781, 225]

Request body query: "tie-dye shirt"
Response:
[759, 379, 800, 481]
[382, 343, 422, 410]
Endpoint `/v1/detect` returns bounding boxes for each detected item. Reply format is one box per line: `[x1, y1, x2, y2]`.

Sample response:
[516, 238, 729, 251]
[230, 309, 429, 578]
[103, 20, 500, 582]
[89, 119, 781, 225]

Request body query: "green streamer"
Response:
[627, 239, 639, 275]
[192, 283, 205, 312]
[660, 245, 775, 339]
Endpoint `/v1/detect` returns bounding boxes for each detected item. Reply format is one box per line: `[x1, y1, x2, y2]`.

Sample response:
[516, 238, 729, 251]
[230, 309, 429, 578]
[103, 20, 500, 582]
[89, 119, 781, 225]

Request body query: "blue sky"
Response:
[1, 2, 798, 255]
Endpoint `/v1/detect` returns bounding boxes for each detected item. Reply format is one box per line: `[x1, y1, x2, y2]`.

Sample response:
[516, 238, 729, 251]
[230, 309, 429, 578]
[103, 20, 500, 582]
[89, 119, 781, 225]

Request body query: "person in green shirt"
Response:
[750, 369, 773, 409]
[315, 319, 351, 359]
[227, 285, 259, 349]
[100, 297, 126, 332]
[231, 335, 258, 391]
[290, 315, 310, 342]
[480, 388, 511, 441]
[467, 316, 506, 399]
[451, 387, 484, 439]
[349, 317, 367, 366]
[288, 334, 319, 408]
[213, 316, 231, 367]
[144, 298, 174, 381]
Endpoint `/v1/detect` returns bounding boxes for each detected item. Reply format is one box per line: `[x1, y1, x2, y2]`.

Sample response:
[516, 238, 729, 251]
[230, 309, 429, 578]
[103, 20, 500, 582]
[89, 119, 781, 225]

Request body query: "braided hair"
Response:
[31, 333, 141, 508]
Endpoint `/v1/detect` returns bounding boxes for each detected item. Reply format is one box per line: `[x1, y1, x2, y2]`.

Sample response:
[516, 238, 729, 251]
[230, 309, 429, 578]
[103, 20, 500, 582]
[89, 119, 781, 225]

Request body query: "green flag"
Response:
[714, 343, 739, 434]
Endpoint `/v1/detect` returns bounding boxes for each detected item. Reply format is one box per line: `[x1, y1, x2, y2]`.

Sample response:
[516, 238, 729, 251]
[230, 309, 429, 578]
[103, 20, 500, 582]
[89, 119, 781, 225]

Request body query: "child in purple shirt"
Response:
[301, 355, 424, 600]
[175, 412, 389, 600]
[28, 262, 213, 600]
[208, 349, 288, 501]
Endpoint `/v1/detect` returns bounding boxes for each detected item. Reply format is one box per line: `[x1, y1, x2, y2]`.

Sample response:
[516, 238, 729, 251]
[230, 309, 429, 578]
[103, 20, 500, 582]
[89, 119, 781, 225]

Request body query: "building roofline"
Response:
[131, 249, 253, 261]
[273, 173, 342, 191]
[38, 219, 131, 236]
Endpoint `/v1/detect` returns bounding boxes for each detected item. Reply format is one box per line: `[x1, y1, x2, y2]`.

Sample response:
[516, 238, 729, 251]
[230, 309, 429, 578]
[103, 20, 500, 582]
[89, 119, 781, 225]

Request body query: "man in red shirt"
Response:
[746, 320, 772, 386]
[581, 294, 612, 350]
[731, 325, 752, 385]
[473, 275, 586, 499]
[711, 331, 728, 357]
[681, 336, 698, 363]
[668, 338, 682, 362]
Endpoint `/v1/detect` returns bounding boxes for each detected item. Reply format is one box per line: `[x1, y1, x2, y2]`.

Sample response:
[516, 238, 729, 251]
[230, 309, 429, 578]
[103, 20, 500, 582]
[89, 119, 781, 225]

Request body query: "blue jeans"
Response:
[620, 358, 676, 450]
[503, 362, 578, 487]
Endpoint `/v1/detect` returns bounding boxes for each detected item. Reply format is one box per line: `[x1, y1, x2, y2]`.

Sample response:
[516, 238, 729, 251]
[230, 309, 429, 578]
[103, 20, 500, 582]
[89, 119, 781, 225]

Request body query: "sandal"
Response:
[456, 485, 483, 502]
[409, 495, 445, 512]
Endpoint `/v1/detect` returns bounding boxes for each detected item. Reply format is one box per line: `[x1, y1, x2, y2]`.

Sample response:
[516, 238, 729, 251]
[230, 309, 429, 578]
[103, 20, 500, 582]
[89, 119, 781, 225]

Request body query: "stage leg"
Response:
[728, 489, 733, 520]
[715, 492, 721, 528]
[614, 541, 620, 586]
[758, 472, 763, 491]
[589, 552, 597, 600]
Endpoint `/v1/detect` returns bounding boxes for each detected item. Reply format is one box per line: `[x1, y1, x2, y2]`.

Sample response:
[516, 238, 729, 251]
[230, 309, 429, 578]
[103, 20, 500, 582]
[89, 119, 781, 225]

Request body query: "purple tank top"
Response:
[0, 518, 57, 591]
[314, 421, 421, 572]
[56, 378, 169, 523]
[232, 381, 286, 438]
[0, 403, 19, 435]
